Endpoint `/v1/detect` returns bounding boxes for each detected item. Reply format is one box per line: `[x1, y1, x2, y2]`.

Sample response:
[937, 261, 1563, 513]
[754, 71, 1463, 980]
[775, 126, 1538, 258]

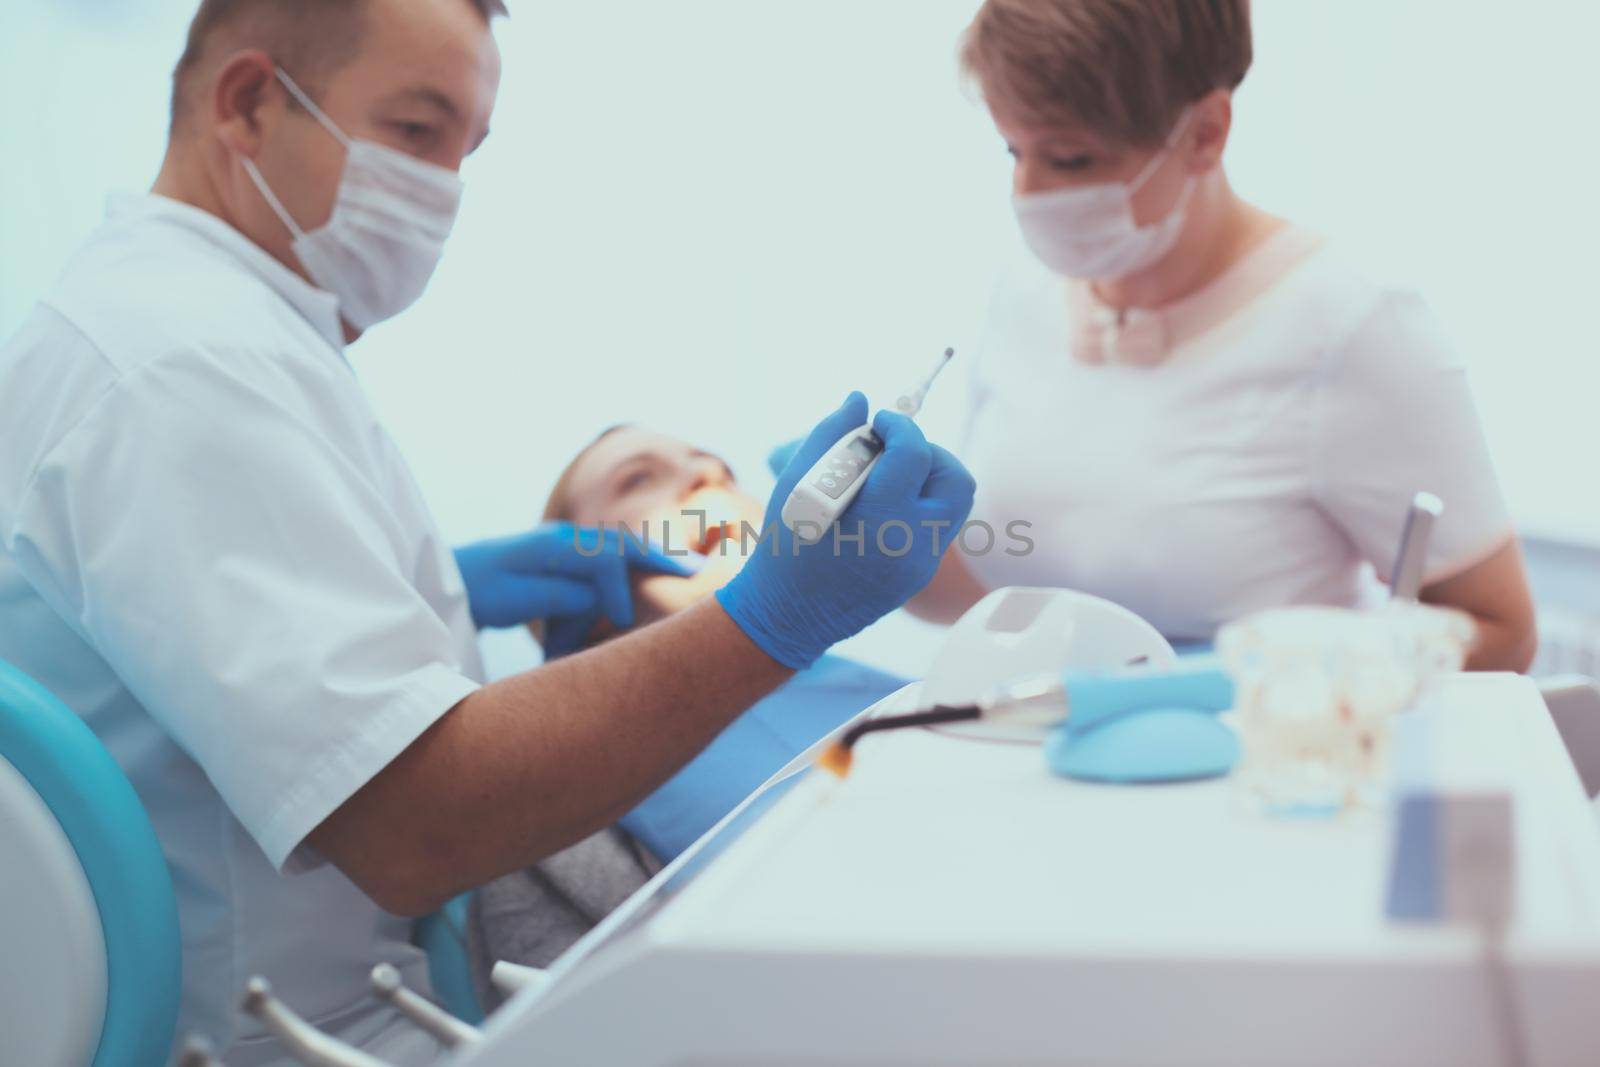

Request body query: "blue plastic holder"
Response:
[1044, 663, 1241, 784]
[1046, 708, 1240, 784]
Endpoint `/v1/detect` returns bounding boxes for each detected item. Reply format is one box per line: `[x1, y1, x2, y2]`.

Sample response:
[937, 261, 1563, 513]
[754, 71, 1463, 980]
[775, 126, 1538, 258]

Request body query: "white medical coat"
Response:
[0, 193, 485, 1063]
[963, 226, 1513, 640]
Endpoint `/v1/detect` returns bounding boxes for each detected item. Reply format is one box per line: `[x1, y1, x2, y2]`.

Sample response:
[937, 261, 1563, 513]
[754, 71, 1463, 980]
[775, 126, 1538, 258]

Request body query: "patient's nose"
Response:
[685, 456, 732, 494]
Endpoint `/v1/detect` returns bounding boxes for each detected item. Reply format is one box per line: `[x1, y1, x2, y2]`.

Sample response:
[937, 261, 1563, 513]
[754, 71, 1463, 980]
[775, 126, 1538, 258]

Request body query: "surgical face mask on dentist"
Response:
[238, 67, 464, 331]
[1012, 109, 1195, 281]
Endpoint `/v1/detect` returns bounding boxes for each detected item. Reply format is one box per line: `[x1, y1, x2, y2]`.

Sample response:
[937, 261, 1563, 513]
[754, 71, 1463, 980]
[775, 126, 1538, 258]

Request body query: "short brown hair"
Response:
[530, 424, 628, 651]
[960, 0, 1251, 147]
[542, 425, 630, 523]
[168, 0, 508, 135]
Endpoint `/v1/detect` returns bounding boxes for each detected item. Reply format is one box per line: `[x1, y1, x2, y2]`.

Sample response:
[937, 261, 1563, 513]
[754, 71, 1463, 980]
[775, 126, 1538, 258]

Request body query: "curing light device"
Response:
[817, 663, 1238, 779]
[781, 348, 955, 544]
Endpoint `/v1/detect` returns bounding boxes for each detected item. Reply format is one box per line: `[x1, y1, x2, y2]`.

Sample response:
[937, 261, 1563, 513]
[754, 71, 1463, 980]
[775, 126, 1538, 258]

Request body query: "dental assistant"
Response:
[910, 0, 1536, 671]
[0, 0, 975, 1062]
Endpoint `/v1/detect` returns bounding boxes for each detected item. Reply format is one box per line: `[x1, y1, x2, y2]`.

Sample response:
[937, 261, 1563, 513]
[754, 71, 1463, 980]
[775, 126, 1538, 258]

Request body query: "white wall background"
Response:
[3, 0, 1597, 677]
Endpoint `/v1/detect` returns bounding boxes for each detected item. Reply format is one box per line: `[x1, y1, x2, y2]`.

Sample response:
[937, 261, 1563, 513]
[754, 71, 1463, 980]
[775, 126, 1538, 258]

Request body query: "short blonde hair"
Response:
[960, 0, 1252, 147]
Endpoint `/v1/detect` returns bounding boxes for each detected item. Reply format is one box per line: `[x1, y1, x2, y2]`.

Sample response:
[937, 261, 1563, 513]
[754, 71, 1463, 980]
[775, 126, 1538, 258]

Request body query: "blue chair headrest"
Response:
[0, 661, 181, 1067]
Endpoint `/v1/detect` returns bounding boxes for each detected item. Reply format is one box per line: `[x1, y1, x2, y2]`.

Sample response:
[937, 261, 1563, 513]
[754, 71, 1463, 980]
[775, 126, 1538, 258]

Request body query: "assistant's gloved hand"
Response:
[717, 392, 976, 669]
[454, 523, 693, 657]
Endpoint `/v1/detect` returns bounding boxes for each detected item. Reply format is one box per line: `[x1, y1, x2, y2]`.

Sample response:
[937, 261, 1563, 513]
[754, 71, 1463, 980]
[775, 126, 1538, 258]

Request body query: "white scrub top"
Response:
[962, 225, 1513, 641]
[0, 193, 485, 1063]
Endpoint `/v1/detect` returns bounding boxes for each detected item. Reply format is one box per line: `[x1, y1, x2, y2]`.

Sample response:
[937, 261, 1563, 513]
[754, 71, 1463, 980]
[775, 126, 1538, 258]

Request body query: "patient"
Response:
[538, 425, 910, 856]
[467, 427, 906, 995]
[534, 424, 766, 652]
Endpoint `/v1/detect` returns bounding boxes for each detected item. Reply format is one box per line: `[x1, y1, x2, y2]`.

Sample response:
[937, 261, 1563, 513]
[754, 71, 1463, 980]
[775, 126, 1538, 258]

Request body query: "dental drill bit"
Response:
[895, 347, 956, 417]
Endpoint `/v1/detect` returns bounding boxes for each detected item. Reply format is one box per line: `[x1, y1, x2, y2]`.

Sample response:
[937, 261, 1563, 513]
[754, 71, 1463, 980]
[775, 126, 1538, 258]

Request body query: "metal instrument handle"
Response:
[240, 977, 392, 1067]
[370, 963, 482, 1049]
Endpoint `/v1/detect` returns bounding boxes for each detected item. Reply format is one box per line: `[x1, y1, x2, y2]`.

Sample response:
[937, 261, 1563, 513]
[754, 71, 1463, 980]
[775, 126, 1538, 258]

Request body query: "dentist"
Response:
[0, 0, 974, 1061]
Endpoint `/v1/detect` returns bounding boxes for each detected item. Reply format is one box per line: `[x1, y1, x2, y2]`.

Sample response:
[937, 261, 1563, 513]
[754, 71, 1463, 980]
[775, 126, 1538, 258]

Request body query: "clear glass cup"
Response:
[1216, 604, 1475, 816]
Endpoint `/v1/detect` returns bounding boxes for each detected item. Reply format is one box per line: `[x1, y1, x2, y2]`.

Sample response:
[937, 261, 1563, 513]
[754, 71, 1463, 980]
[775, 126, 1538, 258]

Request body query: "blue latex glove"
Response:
[766, 438, 802, 477]
[454, 523, 693, 656]
[717, 392, 976, 669]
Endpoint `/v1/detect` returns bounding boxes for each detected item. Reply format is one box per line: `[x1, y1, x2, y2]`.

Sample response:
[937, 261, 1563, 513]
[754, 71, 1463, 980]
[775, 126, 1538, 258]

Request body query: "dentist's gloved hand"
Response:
[766, 438, 803, 477]
[454, 524, 693, 657]
[717, 392, 976, 669]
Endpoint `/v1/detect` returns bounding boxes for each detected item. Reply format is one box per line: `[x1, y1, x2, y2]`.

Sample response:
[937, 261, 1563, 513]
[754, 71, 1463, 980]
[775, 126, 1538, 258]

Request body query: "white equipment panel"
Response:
[459, 675, 1600, 1066]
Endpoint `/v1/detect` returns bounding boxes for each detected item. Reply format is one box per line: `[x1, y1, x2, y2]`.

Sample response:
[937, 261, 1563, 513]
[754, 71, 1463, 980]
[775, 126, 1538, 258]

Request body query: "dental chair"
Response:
[414, 893, 485, 1024]
[0, 660, 182, 1067]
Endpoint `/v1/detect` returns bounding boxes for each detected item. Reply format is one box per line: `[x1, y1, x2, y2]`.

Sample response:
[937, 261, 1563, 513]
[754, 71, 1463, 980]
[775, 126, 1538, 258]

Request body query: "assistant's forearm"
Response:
[311, 598, 792, 914]
[1462, 614, 1539, 673]
[1419, 540, 1537, 675]
[903, 548, 988, 625]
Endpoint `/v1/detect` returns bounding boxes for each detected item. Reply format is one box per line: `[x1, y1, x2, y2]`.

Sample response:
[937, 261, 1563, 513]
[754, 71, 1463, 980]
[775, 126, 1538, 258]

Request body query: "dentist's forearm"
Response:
[308, 598, 793, 916]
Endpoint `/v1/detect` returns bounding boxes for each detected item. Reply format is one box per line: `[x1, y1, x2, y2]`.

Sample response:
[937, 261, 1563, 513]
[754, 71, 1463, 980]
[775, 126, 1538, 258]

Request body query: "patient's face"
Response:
[557, 427, 767, 626]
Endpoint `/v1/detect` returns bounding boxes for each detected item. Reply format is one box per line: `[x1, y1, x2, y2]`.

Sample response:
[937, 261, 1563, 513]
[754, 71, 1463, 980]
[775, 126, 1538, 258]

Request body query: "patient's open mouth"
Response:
[691, 521, 735, 557]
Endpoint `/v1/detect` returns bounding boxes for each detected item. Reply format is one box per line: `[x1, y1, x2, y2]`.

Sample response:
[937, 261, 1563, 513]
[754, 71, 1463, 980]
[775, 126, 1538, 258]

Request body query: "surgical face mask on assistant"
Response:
[237, 68, 464, 331]
[1012, 109, 1195, 281]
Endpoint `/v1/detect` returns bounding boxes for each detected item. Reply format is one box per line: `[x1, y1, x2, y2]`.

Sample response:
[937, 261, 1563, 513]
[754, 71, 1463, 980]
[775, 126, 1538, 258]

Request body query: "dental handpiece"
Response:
[781, 348, 955, 544]
[1389, 491, 1443, 602]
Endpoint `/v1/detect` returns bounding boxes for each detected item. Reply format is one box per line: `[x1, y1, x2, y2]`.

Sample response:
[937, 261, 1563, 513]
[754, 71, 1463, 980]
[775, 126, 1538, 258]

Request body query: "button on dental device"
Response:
[781, 348, 955, 544]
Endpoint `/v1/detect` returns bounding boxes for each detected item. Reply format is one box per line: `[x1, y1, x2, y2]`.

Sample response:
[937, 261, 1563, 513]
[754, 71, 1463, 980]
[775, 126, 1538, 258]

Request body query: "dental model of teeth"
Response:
[1216, 603, 1475, 813]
